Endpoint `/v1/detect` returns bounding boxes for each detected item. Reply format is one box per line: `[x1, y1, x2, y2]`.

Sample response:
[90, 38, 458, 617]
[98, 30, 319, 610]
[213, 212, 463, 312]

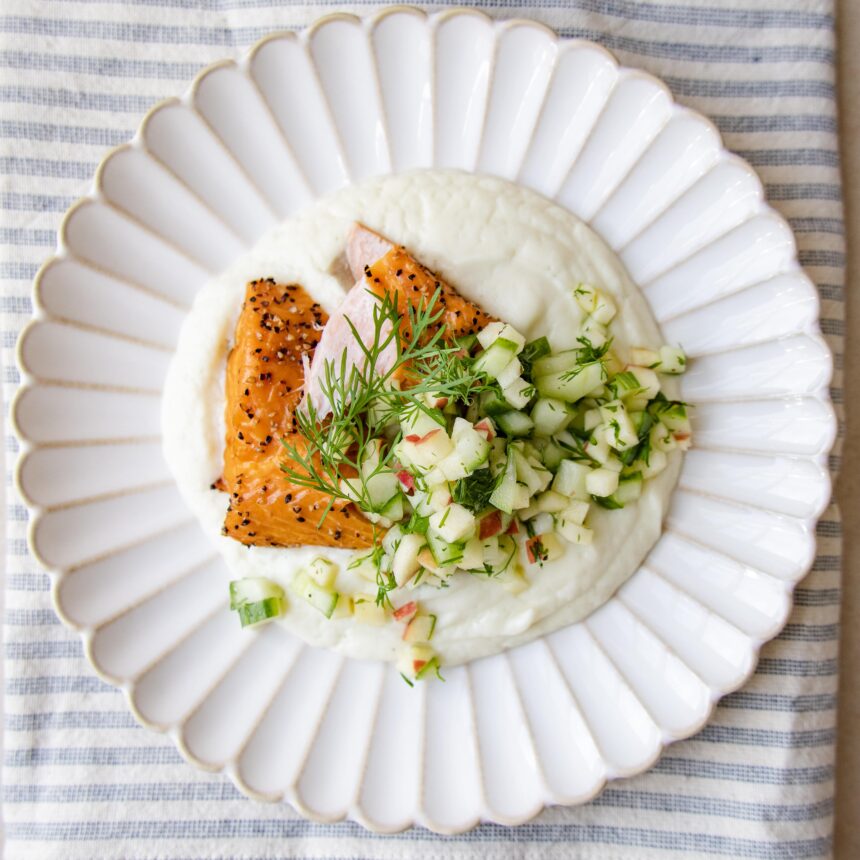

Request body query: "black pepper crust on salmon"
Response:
[219, 278, 376, 549]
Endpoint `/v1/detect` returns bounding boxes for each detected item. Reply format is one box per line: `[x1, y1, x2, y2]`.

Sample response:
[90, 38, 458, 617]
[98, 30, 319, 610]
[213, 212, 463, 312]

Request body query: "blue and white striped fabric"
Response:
[1, 1, 843, 857]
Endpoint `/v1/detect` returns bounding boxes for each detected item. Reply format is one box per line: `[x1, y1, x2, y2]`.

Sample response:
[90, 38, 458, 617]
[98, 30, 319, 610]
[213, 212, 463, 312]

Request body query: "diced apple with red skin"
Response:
[526, 535, 548, 564]
[396, 469, 416, 494]
[403, 613, 436, 642]
[479, 510, 503, 539]
[397, 643, 436, 679]
[400, 429, 454, 468]
[474, 418, 496, 441]
[393, 601, 418, 622]
[392, 533, 425, 586]
[505, 519, 519, 535]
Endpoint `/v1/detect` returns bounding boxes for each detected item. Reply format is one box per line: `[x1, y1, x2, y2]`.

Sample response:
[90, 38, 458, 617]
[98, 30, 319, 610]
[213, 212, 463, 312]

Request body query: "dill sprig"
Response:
[280, 288, 487, 523]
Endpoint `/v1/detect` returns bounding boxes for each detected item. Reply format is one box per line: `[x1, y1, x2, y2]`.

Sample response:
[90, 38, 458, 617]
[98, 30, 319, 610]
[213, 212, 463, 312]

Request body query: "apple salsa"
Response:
[229, 277, 690, 681]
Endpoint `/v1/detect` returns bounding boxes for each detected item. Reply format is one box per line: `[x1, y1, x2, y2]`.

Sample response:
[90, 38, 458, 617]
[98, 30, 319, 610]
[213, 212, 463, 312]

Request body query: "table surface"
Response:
[834, 1, 859, 857]
[0, 3, 856, 856]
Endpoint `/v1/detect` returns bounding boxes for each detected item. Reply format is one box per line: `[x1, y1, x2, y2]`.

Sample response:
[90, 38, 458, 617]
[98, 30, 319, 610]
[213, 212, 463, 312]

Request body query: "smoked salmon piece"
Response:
[221, 278, 375, 549]
[304, 225, 494, 415]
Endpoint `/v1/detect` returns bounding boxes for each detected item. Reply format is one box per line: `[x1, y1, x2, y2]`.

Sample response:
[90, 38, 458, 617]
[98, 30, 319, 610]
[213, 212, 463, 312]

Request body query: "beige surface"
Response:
[835, 0, 858, 856]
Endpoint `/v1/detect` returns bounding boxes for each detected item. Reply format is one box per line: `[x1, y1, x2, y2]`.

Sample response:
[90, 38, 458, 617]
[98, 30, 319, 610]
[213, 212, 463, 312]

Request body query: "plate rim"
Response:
[10, 4, 838, 834]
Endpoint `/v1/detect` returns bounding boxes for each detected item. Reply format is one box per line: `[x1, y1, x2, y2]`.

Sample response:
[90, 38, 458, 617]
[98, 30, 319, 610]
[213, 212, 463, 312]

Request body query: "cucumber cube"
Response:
[535, 362, 605, 403]
[496, 358, 523, 389]
[625, 365, 660, 399]
[392, 533, 425, 586]
[291, 571, 339, 619]
[573, 283, 598, 313]
[502, 376, 534, 410]
[557, 520, 593, 545]
[429, 503, 476, 543]
[630, 347, 659, 368]
[496, 411, 534, 437]
[306, 557, 338, 589]
[586, 467, 620, 498]
[531, 398, 570, 436]
[658, 345, 687, 374]
[353, 598, 387, 626]
[477, 322, 526, 352]
[536, 490, 569, 513]
[236, 597, 284, 628]
[560, 499, 590, 525]
[552, 460, 590, 499]
[591, 290, 617, 324]
[229, 577, 284, 610]
[474, 338, 520, 378]
[640, 448, 668, 479]
[403, 613, 437, 643]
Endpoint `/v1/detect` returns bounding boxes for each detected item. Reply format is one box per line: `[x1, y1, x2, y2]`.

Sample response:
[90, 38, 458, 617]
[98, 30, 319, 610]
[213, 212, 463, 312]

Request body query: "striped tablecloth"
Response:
[0, 1, 843, 858]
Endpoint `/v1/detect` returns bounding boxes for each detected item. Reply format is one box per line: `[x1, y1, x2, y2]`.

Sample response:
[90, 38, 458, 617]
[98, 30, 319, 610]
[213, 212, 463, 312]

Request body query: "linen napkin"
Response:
[0, 1, 843, 857]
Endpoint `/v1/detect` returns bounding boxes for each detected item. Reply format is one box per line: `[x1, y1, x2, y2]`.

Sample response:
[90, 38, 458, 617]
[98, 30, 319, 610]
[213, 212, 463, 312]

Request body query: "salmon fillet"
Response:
[223, 228, 494, 549]
[304, 225, 494, 415]
[221, 278, 375, 549]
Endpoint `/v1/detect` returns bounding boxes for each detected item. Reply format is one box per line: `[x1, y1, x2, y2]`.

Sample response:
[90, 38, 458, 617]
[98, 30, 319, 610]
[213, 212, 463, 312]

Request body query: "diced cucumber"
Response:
[531, 397, 570, 436]
[626, 365, 660, 400]
[403, 613, 436, 643]
[364, 493, 403, 526]
[512, 449, 543, 495]
[532, 349, 579, 378]
[236, 597, 283, 628]
[586, 467, 620, 498]
[630, 347, 659, 368]
[425, 530, 466, 566]
[540, 439, 565, 470]
[392, 533, 425, 586]
[502, 377, 534, 409]
[535, 361, 605, 403]
[560, 499, 590, 525]
[428, 503, 476, 543]
[512, 483, 531, 509]
[531, 511, 554, 536]
[451, 423, 491, 470]
[306, 557, 338, 589]
[229, 577, 284, 610]
[536, 490, 569, 513]
[412, 487, 451, 516]
[477, 322, 526, 352]
[658, 345, 687, 374]
[292, 571, 339, 619]
[584, 408, 602, 431]
[591, 290, 617, 325]
[461, 536, 484, 569]
[552, 460, 590, 499]
[599, 401, 638, 451]
[489, 448, 517, 514]
[557, 520, 593, 545]
[353, 597, 387, 626]
[474, 338, 520, 378]
[579, 316, 608, 349]
[650, 422, 677, 453]
[496, 410, 534, 437]
[615, 473, 643, 504]
[349, 551, 380, 583]
[640, 448, 668, 479]
[496, 358, 523, 389]
[572, 283, 598, 313]
[478, 388, 510, 416]
[330, 594, 354, 619]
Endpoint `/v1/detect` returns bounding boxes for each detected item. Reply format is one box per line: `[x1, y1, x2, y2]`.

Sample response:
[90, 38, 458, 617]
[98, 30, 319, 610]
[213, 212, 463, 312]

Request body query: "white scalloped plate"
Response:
[12, 6, 835, 834]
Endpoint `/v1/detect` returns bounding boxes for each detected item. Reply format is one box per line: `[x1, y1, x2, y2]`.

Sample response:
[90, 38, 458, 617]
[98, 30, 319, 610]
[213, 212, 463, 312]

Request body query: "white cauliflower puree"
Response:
[162, 170, 681, 666]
